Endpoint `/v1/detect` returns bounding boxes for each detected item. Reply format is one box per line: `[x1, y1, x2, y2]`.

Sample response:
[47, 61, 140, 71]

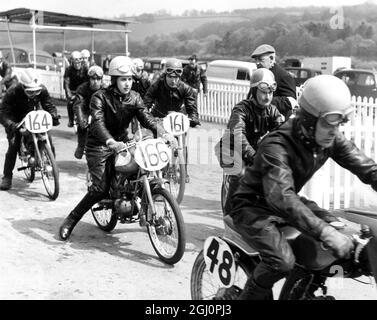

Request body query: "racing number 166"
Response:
[138, 140, 169, 170]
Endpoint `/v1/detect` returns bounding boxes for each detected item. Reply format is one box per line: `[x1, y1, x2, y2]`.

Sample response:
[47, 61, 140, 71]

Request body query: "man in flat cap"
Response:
[248, 44, 297, 118]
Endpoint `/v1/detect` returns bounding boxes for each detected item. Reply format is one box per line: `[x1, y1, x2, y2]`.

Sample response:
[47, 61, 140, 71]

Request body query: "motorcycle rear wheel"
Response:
[147, 188, 186, 265]
[39, 141, 59, 200]
[190, 249, 252, 300]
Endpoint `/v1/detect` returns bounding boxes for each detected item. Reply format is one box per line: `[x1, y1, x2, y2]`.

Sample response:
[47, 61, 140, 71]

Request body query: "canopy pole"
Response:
[125, 26, 129, 56]
[91, 31, 95, 59]
[31, 11, 37, 69]
[5, 18, 16, 64]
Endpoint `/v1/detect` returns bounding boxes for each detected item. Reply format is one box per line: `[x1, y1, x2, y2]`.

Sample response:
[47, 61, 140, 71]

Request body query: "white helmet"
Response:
[299, 75, 352, 125]
[88, 65, 104, 78]
[19, 68, 42, 91]
[133, 58, 144, 69]
[71, 51, 81, 61]
[109, 56, 134, 76]
[81, 49, 90, 58]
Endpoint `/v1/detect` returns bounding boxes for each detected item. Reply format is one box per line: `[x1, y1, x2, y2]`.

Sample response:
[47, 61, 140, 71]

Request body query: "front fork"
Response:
[32, 132, 51, 167]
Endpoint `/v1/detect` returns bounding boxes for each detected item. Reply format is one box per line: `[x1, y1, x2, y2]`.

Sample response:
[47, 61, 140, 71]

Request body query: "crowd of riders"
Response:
[3, 43, 377, 301]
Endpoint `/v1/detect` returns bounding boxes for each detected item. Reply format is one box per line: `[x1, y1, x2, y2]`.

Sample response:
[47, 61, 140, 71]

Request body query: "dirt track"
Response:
[0, 103, 376, 300]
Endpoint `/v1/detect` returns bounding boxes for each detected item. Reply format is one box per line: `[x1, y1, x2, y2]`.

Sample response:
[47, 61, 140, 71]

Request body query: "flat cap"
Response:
[251, 44, 275, 58]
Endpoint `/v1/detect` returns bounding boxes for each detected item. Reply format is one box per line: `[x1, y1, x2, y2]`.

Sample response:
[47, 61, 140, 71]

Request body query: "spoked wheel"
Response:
[190, 250, 252, 300]
[19, 137, 35, 182]
[91, 200, 118, 232]
[147, 188, 186, 265]
[164, 150, 186, 204]
[39, 141, 59, 200]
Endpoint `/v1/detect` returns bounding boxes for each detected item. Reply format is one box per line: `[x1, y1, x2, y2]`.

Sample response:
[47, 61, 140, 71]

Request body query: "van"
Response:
[0, 45, 58, 71]
[206, 60, 257, 85]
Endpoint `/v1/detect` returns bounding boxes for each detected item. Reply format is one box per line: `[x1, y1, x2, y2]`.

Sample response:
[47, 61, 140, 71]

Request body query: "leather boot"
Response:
[59, 211, 83, 241]
[0, 176, 12, 190]
[238, 277, 273, 300]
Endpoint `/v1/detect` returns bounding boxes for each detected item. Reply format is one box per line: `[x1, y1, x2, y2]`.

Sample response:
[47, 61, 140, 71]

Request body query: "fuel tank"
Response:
[291, 218, 361, 270]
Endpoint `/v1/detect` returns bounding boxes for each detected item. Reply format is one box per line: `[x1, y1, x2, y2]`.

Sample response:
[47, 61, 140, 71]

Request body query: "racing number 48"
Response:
[206, 238, 234, 286]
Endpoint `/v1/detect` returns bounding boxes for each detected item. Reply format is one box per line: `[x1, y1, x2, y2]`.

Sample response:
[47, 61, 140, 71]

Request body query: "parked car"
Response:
[334, 68, 377, 99]
[0, 45, 59, 71]
[285, 67, 322, 86]
[206, 60, 257, 85]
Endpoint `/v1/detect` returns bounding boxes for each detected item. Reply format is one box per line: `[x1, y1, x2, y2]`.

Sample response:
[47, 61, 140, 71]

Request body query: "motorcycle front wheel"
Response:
[164, 150, 186, 204]
[190, 249, 252, 300]
[39, 141, 59, 200]
[19, 138, 35, 182]
[147, 188, 186, 265]
[91, 200, 118, 232]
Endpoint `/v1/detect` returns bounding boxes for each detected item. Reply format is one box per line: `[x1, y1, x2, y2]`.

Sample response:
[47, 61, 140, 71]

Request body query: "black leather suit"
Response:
[143, 74, 199, 124]
[228, 115, 377, 290]
[0, 83, 59, 178]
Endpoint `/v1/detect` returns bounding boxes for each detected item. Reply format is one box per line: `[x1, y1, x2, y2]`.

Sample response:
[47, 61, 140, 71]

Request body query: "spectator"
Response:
[181, 54, 208, 103]
[0, 50, 15, 96]
[249, 44, 297, 118]
[102, 54, 111, 75]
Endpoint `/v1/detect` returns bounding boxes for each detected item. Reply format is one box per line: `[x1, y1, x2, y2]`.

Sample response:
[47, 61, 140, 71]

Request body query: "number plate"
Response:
[24, 110, 53, 133]
[203, 236, 236, 288]
[134, 138, 171, 171]
[163, 112, 190, 136]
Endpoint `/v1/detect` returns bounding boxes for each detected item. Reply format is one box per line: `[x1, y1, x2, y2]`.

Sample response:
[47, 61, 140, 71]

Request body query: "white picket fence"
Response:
[198, 82, 377, 210]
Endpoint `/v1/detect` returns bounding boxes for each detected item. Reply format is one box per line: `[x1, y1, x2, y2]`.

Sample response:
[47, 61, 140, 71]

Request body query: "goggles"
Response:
[251, 81, 277, 93]
[320, 108, 354, 126]
[24, 88, 42, 98]
[166, 67, 183, 77]
[88, 70, 103, 78]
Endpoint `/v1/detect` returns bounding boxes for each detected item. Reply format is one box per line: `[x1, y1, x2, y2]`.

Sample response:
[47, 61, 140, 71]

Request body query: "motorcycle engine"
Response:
[114, 198, 133, 217]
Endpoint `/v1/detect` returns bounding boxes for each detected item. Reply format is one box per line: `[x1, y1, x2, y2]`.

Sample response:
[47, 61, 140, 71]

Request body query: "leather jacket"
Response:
[226, 98, 284, 163]
[143, 74, 199, 122]
[181, 64, 208, 93]
[132, 73, 151, 98]
[63, 65, 89, 99]
[73, 81, 100, 128]
[87, 86, 158, 146]
[0, 82, 58, 131]
[230, 117, 377, 240]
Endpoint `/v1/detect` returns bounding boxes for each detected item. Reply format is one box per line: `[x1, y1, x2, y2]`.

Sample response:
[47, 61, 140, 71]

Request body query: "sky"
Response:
[0, 0, 372, 18]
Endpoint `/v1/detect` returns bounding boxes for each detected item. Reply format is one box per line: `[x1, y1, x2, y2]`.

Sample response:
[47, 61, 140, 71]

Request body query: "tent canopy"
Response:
[0, 7, 134, 27]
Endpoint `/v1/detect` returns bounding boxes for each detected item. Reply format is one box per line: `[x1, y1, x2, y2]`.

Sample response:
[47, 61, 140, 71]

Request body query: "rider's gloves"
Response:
[189, 119, 201, 128]
[162, 133, 178, 148]
[78, 120, 88, 130]
[244, 150, 256, 166]
[52, 116, 60, 126]
[319, 225, 354, 259]
[6, 121, 18, 135]
[106, 139, 127, 153]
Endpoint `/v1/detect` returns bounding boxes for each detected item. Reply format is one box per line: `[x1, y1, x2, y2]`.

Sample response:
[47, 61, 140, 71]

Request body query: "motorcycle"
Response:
[190, 210, 377, 300]
[17, 109, 59, 200]
[90, 131, 186, 265]
[161, 112, 189, 204]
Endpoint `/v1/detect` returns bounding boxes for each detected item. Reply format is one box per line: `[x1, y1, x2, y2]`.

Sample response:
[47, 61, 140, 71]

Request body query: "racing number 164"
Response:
[27, 112, 51, 131]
